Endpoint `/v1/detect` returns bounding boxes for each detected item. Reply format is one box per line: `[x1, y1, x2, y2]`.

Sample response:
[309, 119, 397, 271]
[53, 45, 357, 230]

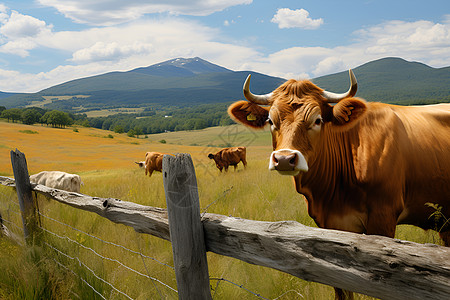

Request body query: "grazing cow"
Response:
[208, 147, 247, 172]
[228, 71, 450, 299]
[30, 171, 82, 193]
[135, 152, 169, 177]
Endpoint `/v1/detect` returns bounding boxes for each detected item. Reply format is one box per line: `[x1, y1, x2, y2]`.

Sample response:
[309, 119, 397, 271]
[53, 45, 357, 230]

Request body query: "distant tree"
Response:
[21, 109, 42, 125]
[0, 106, 6, 113]
[133, 126, 143, 137]
[1, 108, 22, 122]
[127, 129, 136, 137]
[41, 110, 73, 128]
[114, 125, 124, 133]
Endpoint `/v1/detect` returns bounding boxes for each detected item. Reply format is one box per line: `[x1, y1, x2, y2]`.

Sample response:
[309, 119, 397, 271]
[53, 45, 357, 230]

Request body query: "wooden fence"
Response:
[1, 149, 450, 300]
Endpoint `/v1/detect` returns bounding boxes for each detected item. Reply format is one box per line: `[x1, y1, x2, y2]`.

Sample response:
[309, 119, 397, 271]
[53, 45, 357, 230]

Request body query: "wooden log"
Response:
[2, 175, 450, 299]
[0, 175, 170, 240]
[201, 213, 450, 300]
[163, 153, 212, 300]
[10, 149, 37, 242]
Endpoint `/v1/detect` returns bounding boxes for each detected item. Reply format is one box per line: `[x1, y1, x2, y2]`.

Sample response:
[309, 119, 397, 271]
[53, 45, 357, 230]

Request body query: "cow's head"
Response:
[228, 70, 367, 176]
[135, 161, 145, 168]
[208, 153, 224, 171]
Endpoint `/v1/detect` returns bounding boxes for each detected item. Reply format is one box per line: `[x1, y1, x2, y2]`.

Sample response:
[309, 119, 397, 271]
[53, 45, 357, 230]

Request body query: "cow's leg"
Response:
[242, 158, 247, 168]
[233, 165, 237, 171]
[147, 170, 153, 177]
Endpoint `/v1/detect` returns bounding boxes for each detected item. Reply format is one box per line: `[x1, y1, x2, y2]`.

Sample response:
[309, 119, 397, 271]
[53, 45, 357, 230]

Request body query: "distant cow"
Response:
[30, 171, 82, 193]
[208, 147, 247, 172]
[136, 152, 170, 177]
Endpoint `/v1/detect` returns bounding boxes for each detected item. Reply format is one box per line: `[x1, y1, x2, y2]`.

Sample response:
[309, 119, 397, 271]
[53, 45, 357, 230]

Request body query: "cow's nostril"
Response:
[289, 156, 296, 166]
[273, 153, 297, 171]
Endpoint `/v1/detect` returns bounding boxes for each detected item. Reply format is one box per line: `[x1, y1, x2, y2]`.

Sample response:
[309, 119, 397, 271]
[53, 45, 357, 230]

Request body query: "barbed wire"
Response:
[0, 190, 20, 207]
[272, 289, 304, 299]
[40, 225, 178, 294]
[0, 215, 23, 231]
[38, 211, 174, 269]
[44, 242, 133, 300]
[51, 256, 107, 300]
[0, 208, 22, 219]
[134, 231, 164, 299]
[201, 186, 233, 217]
[210, 277, 270, 299]
[1, 186, 303, 300]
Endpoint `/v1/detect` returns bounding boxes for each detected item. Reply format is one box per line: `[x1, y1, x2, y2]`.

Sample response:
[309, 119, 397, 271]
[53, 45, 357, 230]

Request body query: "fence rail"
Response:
[1, 149, 450, 300]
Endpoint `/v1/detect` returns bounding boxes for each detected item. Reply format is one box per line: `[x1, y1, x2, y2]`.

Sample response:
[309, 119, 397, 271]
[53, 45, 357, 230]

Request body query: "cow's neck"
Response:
[294, 125, 362, 228]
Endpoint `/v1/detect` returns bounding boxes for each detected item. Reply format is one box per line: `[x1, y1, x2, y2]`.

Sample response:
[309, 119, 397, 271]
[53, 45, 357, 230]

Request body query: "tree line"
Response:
[0, 103, 235, 136]
[0, 106, 75, 128]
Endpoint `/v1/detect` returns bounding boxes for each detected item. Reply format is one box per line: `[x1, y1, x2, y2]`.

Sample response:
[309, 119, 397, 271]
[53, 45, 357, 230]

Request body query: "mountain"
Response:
[0, 57, 284, 110]
[1, 57, 449, 111]
[0, 91, 17, 100]
[129, 57, 232, 77]
[314, 57, 450, 105]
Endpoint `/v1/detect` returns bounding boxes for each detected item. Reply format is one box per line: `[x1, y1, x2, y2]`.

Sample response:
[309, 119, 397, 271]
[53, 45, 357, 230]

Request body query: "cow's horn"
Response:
[322, 69, 357, 103]
[243, 74, 272, 105]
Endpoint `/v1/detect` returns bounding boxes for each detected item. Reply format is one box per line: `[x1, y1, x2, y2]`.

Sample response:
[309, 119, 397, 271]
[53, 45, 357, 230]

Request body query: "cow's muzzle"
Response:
[269, 149, 308, 175]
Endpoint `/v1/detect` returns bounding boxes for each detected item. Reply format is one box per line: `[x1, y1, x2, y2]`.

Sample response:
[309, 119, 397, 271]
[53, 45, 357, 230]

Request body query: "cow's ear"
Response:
[331, 98, 367, 128]
[228, 101, 269, 129]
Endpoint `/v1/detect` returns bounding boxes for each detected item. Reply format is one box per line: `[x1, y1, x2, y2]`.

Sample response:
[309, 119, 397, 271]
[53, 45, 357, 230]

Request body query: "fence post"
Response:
[163, 153, 212, 300]
[10, 149, 38, 244]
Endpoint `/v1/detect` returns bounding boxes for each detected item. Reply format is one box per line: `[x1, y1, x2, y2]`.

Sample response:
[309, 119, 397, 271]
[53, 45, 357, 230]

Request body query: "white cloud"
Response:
[38, 0, 252, 26]
[0, 16, 258, 92]
[0, 10, 52, 38]
[271, 8, 323, 30]
[0, 39, 36, 57]
[1, 5, 450, 94]
[0, 4, 8, 24]
[71, 41, 154, 63]
[251, 19, 450, 80]
[0, 10, 53, 56]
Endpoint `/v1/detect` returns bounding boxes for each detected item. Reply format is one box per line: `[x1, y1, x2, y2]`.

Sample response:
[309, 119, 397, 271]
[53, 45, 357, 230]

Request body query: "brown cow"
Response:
[208, 147, 247, 172]
[135, 152, 170, 177]
[228, 71, 450, 299]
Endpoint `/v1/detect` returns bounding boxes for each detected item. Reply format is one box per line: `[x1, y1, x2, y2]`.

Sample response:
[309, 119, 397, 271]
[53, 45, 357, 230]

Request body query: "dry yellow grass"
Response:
[0, 120, 443, 299]
[0, 122, 215, 176]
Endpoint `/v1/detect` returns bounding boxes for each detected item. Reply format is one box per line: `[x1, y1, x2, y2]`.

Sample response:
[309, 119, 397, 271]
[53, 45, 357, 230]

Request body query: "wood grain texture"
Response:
[163, 153, 212, 300]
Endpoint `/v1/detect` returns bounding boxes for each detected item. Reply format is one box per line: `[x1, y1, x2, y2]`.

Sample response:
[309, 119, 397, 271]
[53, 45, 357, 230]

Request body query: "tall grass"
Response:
[0, 121, 444, 299]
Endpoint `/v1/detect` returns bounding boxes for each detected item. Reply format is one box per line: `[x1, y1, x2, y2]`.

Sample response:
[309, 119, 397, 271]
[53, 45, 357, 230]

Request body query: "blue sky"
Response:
[0, 0, 449, 92]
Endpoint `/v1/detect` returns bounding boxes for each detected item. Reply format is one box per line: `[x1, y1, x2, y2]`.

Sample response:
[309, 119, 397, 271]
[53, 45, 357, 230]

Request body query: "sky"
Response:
[0, 0, 449, 93]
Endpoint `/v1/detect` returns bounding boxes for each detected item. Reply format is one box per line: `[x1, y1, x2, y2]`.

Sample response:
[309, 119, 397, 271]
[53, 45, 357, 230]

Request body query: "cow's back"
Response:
[393, 104, 450, 226]
[144, 152, 165, 175]
[350, 103, 450, 229]
[30, 171, 81, 193]
[220, 147, 246, 164]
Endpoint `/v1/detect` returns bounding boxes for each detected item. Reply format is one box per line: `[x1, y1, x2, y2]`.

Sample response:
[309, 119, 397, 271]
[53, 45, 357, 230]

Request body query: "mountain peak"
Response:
[129, 57, 232, 77]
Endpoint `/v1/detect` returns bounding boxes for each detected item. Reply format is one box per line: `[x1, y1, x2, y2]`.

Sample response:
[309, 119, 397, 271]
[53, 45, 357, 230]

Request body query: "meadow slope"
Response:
[0, 121, 441, 299]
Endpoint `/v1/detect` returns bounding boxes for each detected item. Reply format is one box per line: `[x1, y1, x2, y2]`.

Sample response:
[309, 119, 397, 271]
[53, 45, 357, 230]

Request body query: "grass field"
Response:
[0, 120, 443, 299]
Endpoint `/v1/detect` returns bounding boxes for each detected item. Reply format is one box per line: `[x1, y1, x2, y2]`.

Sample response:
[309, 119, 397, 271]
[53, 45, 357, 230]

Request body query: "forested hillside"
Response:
[314, 57, 450, 105]
[2, 57, 449, 112]
[1, 57, 449, 136]
[0, 103, 234, 135]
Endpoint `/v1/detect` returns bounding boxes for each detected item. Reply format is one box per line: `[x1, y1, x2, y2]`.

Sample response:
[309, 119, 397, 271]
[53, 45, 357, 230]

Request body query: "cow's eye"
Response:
[267, 118, 273, 126]
[314, 118, 322, 125]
